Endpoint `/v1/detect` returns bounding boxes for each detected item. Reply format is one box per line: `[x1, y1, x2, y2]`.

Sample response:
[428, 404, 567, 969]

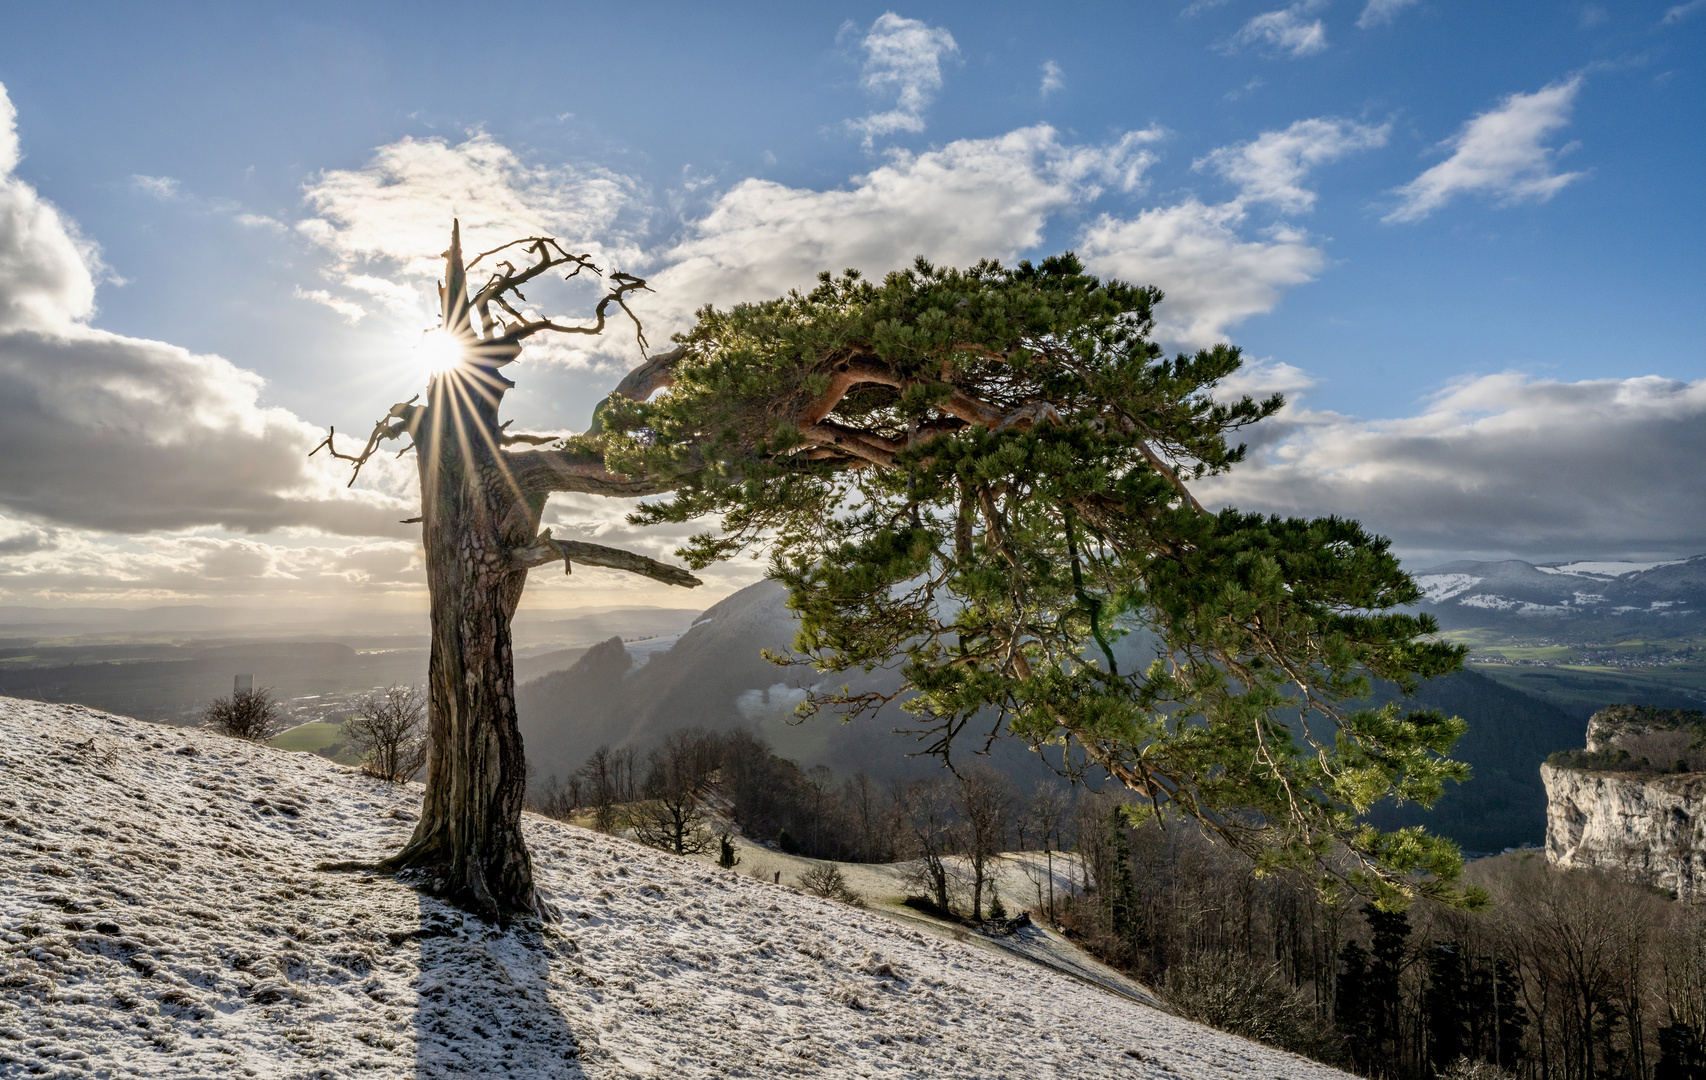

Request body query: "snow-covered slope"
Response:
[1410, 554, 1704, 625]
[0, 698, 1348, 1079]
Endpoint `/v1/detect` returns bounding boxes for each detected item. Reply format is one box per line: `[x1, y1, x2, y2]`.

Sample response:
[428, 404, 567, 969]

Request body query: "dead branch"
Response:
[310, 396, 423, 486]
[510, 529, 701, 588]
[497, 420, 559, 447]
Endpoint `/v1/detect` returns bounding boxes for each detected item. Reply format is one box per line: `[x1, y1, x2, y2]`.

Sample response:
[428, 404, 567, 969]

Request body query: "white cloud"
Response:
[1231, 2, 1329, 58]
[0, 81, 408, 540]
[293, 286, 366, 324]
[0, 89, 16, 176]
[233, 213, 284, 232]
[1661, 0, 1705, 23]
[1199, 373, 1706, 558]
[1197, 118, 1389, 213]
[0, 518, 425, 604]
[1077, 201, 1325, 347]
[296, 131, 642, 329]
[1357, 0, 1419, 29]
[1040, 61, 1064, 97]
[847, 13, 959, 146]
[130, 174, 180, 200]
[647, 125, 1163, 329]
[1386, 77, 1585, 223]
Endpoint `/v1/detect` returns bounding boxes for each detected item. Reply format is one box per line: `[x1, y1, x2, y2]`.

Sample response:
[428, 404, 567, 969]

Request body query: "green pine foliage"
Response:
[604, 253, 1473, 905]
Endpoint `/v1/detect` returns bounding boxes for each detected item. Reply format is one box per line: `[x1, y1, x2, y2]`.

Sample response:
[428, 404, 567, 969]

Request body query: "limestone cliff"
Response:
[1543, 705, 1706, 902]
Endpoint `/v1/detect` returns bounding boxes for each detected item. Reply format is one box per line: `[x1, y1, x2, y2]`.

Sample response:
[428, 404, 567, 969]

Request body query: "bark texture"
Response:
[353, 224, 696, 919]
[379, 364, 547, 916]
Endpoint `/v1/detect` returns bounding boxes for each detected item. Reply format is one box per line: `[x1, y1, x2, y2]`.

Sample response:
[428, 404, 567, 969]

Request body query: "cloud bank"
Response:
[647, 125, 1161, 327]
[0, 82, 407, 544]
[1200, 370, 1706, 559]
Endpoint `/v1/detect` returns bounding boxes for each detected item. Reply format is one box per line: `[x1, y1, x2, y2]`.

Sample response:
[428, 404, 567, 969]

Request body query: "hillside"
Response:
[0, 697, 1349, 1079]
[518, 581, 1588, 852]
[517, 581, 1068, 791]
[1359, 668, 1584, 852]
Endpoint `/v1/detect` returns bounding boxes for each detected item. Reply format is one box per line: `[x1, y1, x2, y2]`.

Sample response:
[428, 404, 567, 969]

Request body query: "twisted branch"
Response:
[310, 396, 422, 486]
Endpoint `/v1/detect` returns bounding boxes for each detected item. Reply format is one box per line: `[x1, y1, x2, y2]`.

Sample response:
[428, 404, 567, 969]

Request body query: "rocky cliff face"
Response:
[1543, 705, 1706, 901]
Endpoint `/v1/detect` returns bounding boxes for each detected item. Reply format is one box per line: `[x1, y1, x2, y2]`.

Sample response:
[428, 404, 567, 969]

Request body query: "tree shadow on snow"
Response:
[409, 892, 586, 1078]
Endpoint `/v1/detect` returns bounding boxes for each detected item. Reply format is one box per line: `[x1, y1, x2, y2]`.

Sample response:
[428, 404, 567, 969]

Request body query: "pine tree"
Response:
[1335, 940, 1374, 1071]
[1656, 1023, 1706, 1080]
[1425, 941, 1469, 1071]
[1366, 904, 1411, 1073]
[1101, 806, 1140, 944]
[613, 255, 1477, 905]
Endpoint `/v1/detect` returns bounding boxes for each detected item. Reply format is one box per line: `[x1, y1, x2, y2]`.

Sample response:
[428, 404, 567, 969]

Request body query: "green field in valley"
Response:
[269, 720, 362, 765]
[1442, 629, 1706, 717]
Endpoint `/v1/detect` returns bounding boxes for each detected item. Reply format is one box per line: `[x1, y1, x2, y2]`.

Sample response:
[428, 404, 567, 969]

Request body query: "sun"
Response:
[416, 328, 466, 378]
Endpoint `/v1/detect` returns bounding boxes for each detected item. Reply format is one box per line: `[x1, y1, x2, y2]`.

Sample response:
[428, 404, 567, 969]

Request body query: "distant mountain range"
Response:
[1412, 554, 1705, 632]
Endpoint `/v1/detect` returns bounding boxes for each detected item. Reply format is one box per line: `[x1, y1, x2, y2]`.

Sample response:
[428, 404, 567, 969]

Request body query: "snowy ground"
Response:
[0, 697, 1349, 1079]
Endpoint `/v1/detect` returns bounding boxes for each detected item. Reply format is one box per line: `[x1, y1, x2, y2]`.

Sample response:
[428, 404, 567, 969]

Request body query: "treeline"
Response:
[529, 727, 1076, 920]
[1060, 796, 1706, 1080]
[530, 727, 902, 862]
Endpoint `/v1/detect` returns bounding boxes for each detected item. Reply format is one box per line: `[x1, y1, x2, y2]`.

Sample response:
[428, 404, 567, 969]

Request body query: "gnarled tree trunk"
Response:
[380, 336, 547, 915]
[317, 223, 698, 919]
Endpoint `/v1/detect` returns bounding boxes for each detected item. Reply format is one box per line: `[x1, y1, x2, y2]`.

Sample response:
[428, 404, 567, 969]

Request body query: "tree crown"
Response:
[604, 254, 1472, 907]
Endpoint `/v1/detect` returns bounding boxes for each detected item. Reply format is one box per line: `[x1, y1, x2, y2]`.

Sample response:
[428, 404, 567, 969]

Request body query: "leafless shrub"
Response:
[1164, 951, 1340, 1060]
[797, 863, 865, 907]
[1437, 1057, 1515, 1080]
[200, 687, 286, 742]
[345, 685, 428, 782]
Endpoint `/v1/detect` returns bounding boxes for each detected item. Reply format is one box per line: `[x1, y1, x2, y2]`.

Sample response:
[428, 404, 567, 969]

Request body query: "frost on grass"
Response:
[0, 697, 1350, 1079]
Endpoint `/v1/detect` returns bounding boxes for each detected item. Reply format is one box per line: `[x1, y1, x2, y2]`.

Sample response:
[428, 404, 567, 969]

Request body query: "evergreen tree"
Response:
[611, 255, 1476, 904]
[1366, 904, 1411, 1073]
[1425, 941, 1469, 1071]
[1656, 1023, 1706, 1080]
[1101, 806, 1139, 944]
[1481, 954, 1527, 1072]
[1335, 940, 1374, 1072]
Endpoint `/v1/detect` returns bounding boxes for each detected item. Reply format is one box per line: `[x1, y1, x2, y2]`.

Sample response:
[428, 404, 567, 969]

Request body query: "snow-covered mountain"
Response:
[0, 697, 1349, 1079]
[1411, 554, 1705, 626]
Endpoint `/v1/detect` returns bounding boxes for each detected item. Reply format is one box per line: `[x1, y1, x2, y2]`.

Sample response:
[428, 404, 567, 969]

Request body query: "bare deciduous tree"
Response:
[528, 773, 581, 821]
[625, 729, 720, 856]
[958, 763, 1012, 921]
[345, 685, 429, 782]
[200, 687, 286, 742]
[577, 745, 620, 833]
[898, 777, 961, 914]
[1024, 780, 1071, 923]
[313, 224, 699, 917]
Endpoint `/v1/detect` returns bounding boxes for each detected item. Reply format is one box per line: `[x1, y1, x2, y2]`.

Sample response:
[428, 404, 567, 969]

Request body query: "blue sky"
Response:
[0, 2, 1700, 610]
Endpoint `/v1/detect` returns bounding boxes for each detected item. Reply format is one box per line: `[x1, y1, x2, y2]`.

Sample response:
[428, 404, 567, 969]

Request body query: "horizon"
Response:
[0, 4, 1700, 612]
